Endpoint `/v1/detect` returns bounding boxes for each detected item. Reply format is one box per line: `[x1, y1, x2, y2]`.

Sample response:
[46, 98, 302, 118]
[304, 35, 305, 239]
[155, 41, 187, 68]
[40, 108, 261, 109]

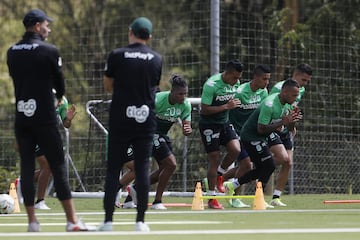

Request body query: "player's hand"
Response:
[182, 122, 192, 136]
[66, 104, 77, 121]
[227, 99, 241, 110]
[282, 108, 302, 126]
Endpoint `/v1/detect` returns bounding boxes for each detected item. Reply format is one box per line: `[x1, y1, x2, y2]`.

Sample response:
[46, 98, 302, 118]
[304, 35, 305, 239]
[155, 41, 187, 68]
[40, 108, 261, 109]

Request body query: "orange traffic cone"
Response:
[253, 181, 266, 210]
[191, 181, 204, 210]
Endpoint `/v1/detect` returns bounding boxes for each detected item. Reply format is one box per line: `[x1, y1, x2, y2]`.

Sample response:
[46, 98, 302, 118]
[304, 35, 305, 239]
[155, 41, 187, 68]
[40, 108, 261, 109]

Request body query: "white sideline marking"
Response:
[0, 220, 230, 227]
[0, 228, 360, 237]
[2, 208, 360, 217]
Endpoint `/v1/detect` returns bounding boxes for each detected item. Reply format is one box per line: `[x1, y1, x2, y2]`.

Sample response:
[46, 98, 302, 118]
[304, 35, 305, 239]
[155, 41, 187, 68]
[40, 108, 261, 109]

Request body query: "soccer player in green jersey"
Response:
[199, 60, 243, 209]
[222, 64, 270, 208]
[224, 79, 302, 200]
[268, 63, 313, 207]
[119, 74, 192, 210]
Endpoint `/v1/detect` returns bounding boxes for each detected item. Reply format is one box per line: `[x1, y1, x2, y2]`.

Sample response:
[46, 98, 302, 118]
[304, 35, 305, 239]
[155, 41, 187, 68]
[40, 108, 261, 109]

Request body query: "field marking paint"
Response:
[0, 228, 360, 237]
[0, 220, 230, 227]
[2, 208, 360, 218]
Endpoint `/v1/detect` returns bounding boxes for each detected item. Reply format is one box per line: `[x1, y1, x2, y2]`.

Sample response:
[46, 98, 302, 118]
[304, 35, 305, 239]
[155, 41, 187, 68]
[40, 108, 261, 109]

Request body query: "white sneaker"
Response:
[127, 185, 137, 205]
[122, 201, 137, 209]
[270, 198, 287, 207]
[97, 221, 113, 231]
[265, 201, 275, 209]
[28, 222, 40, 232]
[16, 178, 24, 204]
[34, 200, 51, 210]
[135, 221, 150, 232]
[150, 203, 167, 210]
[231, 199, 250, 208]
[66, 219, 96, 231]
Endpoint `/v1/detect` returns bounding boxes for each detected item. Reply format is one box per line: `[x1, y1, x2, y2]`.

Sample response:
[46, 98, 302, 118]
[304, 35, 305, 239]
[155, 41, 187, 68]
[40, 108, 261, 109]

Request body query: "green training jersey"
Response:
[56, 96, 69, 121]
[155, 91, 192, 135]
[199, 73, 240, 125]
[240, 93, 293, 142]
[270, 80, 305, 106]
[229, 82, 268, 134]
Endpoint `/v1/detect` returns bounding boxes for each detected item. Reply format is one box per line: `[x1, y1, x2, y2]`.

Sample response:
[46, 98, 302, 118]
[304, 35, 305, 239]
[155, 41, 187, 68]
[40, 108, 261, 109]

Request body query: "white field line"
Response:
[1, 208, 360, 218]
[0, 220, 231, 227]
[0, 228, 360, 237]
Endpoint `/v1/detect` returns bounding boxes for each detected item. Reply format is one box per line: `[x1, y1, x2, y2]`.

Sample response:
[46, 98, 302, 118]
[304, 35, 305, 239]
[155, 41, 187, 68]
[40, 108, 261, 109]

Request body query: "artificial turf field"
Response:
[1, 194, 360, 240]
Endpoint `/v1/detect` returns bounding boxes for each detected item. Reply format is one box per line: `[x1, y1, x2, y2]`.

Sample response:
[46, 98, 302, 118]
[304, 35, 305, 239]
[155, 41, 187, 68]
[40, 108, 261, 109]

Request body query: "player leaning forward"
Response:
[199, 60, 243, 209]
[224, 78, 303, 199]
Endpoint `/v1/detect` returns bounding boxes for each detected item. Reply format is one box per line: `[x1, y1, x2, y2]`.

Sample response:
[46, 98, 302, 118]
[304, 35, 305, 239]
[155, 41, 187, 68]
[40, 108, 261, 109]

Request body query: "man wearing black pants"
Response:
[100, 17, 162, 232]
[7, 9, 90, 232]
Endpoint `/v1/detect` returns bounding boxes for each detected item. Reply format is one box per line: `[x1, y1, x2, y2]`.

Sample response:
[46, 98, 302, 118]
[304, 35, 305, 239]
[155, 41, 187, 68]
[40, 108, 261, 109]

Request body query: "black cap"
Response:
[23, 9, 53, 27]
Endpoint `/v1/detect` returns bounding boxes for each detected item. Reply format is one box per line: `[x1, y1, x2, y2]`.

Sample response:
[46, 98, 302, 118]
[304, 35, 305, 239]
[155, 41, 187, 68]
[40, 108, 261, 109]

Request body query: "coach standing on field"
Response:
[99, 17, 162, 232]
[7, 9, 90, 232]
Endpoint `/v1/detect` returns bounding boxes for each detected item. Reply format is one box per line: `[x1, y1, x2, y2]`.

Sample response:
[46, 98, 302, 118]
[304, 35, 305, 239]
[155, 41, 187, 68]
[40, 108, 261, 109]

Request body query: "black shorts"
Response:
[242, 140, 273, 168]
[35, 145, 44, 157]
[152, 134, 173, 164]
[199, 122, 238, 153]
[267, 131, 294, 150]
[236, 140, 249, 162]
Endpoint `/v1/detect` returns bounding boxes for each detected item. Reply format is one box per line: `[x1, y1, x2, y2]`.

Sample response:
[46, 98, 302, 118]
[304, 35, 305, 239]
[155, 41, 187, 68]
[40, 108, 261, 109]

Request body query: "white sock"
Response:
[233, 179, 240, 189]
[208, 190, 216, 196]
[217, 166, 226, 174]
[273, 189, 282, 197]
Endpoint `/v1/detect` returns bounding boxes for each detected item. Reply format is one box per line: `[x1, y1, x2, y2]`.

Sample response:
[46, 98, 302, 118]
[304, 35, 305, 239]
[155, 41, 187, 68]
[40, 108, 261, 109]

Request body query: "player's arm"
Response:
[103, 75, 114, 93]
[63, 104, 76, 128]
[258, 108, 302, 135]
[200, 99, 240, 115]
[180, 100, 192, 136]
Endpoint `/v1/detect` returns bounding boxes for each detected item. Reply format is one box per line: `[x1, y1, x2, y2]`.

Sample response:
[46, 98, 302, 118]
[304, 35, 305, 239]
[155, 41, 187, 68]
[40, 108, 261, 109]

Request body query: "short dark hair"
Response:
[253, 64, 271, 76]
[225, 59, 244, 73]
[294, 63, 313, 76]
[282, 78, 300, 90]
[170, 74, 187, 88]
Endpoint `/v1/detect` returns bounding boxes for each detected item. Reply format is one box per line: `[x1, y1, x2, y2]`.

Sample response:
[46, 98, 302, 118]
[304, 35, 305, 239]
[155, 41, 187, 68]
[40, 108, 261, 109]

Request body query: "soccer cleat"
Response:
[224, 181, 235, 206]
[216, 175, 225, 193]
[207, 199, 224, 209]
[231, 199, 250, 208]
[135, 221, 150, 232]
[270, 198, 287, 207]
[66, 219, 95, 231]
[127, 185, 137, 205]
[28, 221, 40, 232]
[264, 201, 275, 209]
[122, 201, 137, 209]
[150, 202, 167, 210]
[202, 178, 209, 192]
[34, 200, 51, 210]
[97, 221, 113, 231]
[114, 201, 122, 208]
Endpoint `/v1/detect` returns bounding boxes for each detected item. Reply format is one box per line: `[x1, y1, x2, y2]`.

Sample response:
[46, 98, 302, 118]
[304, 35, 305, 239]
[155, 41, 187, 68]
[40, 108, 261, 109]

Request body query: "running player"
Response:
[224, 79, 302, 200]
[127, 74, 192, 210]
[222, 64, 271, 208]
[268, 63, 313, 207]
[199, 60, 243, 209]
